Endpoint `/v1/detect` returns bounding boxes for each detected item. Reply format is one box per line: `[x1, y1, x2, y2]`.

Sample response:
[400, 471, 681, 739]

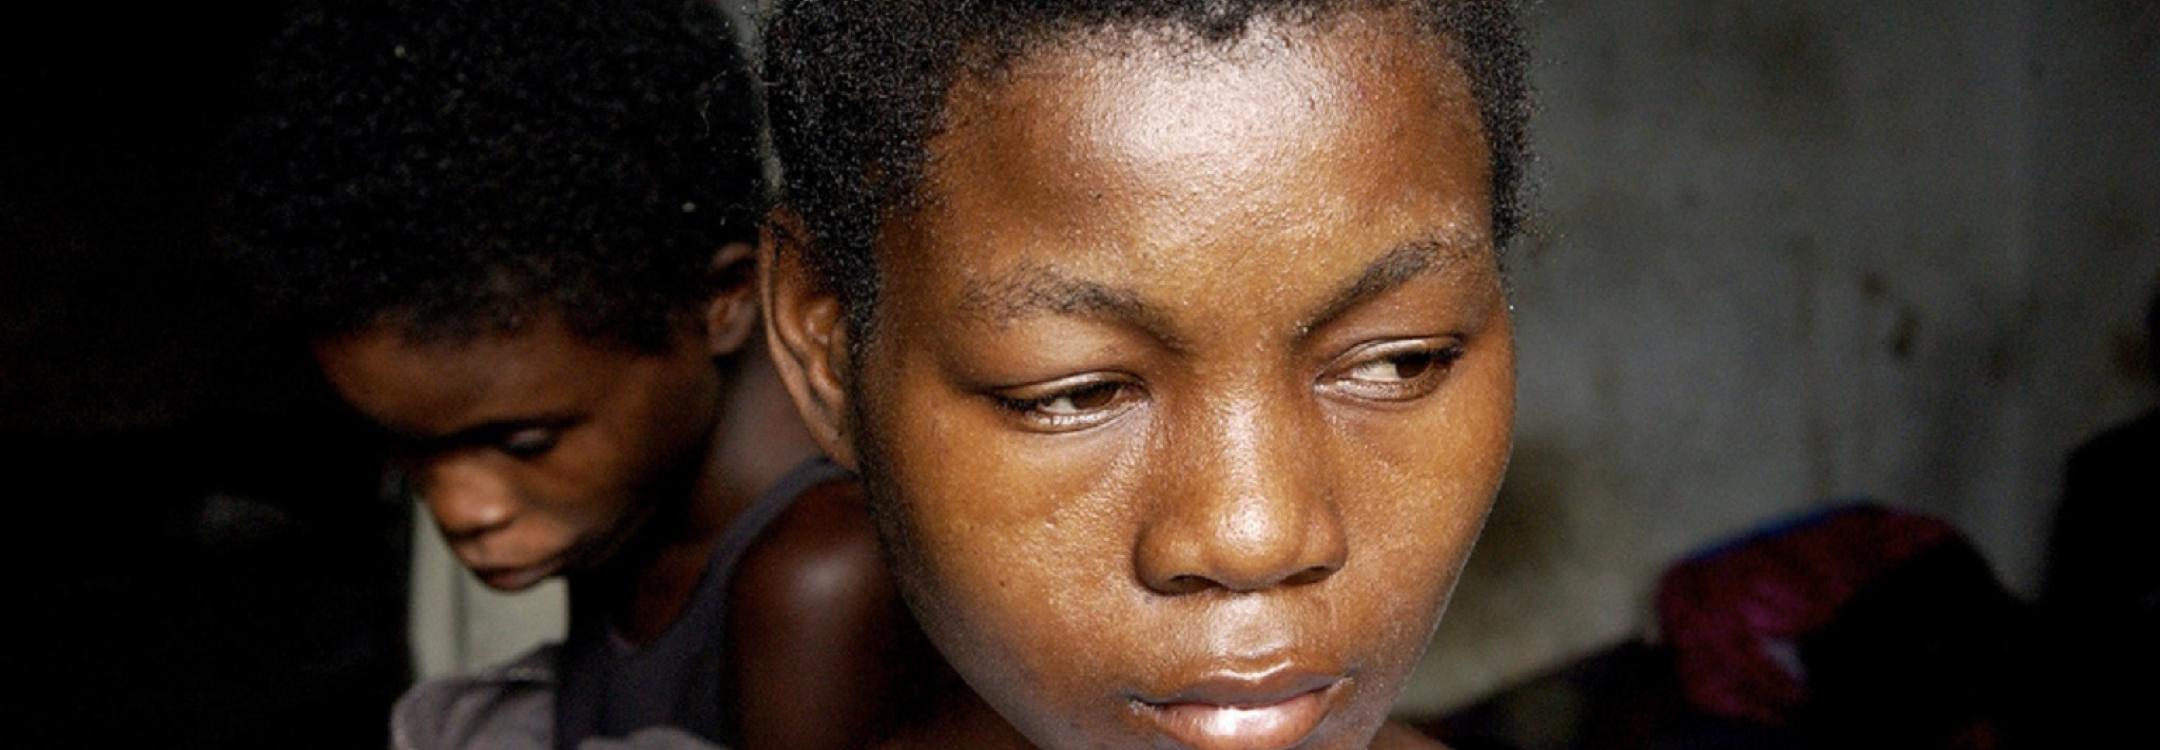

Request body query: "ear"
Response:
[703, 240, 761, 357]
[759, 209, 860, 469]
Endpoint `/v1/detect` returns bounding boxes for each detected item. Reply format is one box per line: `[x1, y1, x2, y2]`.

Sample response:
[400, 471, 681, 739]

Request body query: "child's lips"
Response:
[1135, 669, 1344, 750]
[469, 554, 565, 591]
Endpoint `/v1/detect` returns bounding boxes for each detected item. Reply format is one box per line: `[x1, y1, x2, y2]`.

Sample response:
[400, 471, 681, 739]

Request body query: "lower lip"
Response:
[474, 560, 558, 590]
[1141, 685, 1334, 750]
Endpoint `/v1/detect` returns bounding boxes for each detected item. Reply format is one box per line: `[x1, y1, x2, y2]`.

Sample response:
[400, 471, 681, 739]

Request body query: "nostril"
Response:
[1134, 458, 1350, 595]
[436, 521, 501, 545]
[1282, 563, 1337, 587]
[1150, 560, 1339, 595]
[1160, 574, 1215, 595]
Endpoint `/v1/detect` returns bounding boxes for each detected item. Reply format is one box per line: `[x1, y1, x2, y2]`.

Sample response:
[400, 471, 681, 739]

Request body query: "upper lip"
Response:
[1137, 664, 1345, 707]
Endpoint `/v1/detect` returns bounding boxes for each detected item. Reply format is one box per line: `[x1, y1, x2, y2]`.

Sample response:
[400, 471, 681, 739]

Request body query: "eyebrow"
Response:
[957, 262, 1187, 347]
[953, 235, 1474, 345]
[1295, 236, 1473, 337]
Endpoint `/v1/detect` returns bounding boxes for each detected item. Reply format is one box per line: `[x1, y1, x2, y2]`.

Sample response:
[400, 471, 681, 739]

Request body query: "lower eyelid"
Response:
[1327, 346, 1462, 399]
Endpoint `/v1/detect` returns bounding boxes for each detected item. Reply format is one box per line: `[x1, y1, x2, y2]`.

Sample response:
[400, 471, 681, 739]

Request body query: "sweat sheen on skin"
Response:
[765, 9, 1516, 750]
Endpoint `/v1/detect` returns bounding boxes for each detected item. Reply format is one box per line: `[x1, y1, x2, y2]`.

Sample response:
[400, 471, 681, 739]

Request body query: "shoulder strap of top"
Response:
[703, 457, 855, 584]
[553, 457, 855, 748]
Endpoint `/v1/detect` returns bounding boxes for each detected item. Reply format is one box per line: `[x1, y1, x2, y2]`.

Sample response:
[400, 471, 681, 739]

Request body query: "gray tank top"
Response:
[553, 458, 854, 749]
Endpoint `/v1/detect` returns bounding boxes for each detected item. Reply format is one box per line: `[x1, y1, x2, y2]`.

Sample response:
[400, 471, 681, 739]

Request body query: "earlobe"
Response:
[704, 241, 761, 357]
[759, 212, 860, 469]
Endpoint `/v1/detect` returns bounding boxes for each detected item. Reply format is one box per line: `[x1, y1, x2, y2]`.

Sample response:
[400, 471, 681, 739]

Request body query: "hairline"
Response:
[830, 3, 1507, 353]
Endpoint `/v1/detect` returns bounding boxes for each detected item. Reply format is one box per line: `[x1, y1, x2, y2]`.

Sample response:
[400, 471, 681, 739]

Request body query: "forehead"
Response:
[311, 318, 637, 436]
[892, 10, 1490, 298]
[928, 13, 1486, 240]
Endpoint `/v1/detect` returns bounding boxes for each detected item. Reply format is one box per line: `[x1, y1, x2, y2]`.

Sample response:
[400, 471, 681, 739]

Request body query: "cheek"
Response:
[1330, 338, 1515, 671]
[533, 427, 646, 508]
[867, 351, 1145, 583]
[627, 362, 722, 474]
[1343, 325, 1512, 536]
[864, 366, 1150, 718]
[537, 369, 717, 528]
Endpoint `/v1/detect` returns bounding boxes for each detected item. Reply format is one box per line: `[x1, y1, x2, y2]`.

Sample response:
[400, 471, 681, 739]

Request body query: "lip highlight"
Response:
[1136, 670, 1344, 750]
[469, 554, 564, 591]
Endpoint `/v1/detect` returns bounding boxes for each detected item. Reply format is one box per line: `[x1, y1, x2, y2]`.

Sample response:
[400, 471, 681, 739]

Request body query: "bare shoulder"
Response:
[725, 475, 904, 672]
[1372, 720, 1450, 750]
[724, 476, 919, 750]
[730, 477, 890, 618]
[866, 688, 1037, 750]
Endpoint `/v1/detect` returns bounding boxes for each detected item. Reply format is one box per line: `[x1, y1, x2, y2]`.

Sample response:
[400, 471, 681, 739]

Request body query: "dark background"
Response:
[3, 3, 406, 747]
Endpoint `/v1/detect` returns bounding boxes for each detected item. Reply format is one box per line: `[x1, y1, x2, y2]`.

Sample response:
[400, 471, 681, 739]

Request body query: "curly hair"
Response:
[224, 0, 764, 350]
[765, 0, 1530, 334]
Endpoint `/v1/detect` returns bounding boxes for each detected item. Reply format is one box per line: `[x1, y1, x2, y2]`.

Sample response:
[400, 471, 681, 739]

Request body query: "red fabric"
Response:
[1654, 504, 1957, 725]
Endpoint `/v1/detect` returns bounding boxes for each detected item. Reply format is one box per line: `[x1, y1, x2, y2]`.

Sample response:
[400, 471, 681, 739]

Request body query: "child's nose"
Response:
[417, 456, 519, 543]
[1133, 399, 1348, 595]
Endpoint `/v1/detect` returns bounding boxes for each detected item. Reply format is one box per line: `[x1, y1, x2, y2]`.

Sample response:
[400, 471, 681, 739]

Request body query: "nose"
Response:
[1134, 400, 1348, 595]
[413, 455, 518, 543]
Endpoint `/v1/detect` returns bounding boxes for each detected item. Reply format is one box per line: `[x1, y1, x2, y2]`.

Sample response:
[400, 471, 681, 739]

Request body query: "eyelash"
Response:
[497, 426, 563, 459]
[1327, 340, 1465, 402]
[985, 339, 1462, 430]
[991, 379, 1139, 432]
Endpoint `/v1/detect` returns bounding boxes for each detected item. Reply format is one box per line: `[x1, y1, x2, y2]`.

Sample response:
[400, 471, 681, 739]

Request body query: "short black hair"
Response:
[224, 0, 763, 350]
[765, 0, 1530, 334]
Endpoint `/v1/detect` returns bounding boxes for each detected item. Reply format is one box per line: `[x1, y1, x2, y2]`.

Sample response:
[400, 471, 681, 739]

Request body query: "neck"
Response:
[586, 341, 824, 644]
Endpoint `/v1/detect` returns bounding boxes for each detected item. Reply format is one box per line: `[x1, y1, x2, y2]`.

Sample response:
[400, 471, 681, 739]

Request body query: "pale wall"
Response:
[1401, 0, 2159, 712]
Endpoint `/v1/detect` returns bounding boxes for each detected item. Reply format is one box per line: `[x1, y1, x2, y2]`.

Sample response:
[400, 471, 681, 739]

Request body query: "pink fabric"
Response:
[1655, 505, 1957, 725]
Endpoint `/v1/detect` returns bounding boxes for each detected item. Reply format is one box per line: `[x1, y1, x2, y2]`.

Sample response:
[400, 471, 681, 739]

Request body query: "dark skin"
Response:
[766, 9, 1512, 750]
[728, 479, 962, 750]
[314, 244, 916, 750]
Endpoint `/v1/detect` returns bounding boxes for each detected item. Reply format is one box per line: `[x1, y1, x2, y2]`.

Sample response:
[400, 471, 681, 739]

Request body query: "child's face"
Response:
[315, 317, 720, 591]
[826, 14, 1512, 750]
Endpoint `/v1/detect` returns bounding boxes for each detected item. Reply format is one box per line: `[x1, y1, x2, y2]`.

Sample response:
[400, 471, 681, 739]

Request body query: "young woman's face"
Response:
[833, 14, 1513, 750]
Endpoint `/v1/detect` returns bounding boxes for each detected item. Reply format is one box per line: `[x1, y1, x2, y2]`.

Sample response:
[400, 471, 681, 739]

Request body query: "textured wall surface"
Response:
[1401, 0, 2160, 713]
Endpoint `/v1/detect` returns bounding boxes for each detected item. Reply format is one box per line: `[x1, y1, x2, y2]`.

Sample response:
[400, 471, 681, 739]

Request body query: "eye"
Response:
[497, 426, 563, 459]
[991, 377, 1140, 432]
[1347, 350, 1441, 382]
[1328, 339, 1464, 402]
